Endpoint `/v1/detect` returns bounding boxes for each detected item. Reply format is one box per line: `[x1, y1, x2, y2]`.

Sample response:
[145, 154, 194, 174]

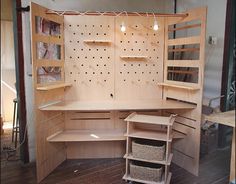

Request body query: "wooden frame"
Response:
[30, 3, 207, 182]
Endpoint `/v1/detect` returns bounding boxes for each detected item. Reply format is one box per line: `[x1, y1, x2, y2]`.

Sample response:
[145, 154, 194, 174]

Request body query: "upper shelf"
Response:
[124, 112, 175, 126]
[39, 99, 196, 111]
[120, 56, 148, 60]
[83, 40, 111, 43]
[47, 129, 126, 142]
[157, 83, 200, 90]
[36, 82, 72, 91]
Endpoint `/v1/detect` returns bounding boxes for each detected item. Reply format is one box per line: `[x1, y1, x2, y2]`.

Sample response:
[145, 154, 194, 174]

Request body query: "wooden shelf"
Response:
[120, 56, 148, 60]
[124, 153, 173, 165]
[123, 173, 172, 184]
[39, 99, 196, 111]
[158, 83, 199, 90]
[84, 40, 111, 43]
[36, 83, 72, 91]
[47, 129, 126, 142]
[125, 113, 174, 126]
[125, 129, 172, 142]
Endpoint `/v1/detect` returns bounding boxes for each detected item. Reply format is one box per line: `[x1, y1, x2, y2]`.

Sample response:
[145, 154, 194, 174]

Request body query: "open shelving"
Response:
[124, 113, 176, 184]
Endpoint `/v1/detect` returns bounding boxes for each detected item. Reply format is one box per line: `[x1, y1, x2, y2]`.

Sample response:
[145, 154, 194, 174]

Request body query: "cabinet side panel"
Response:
[30, 2, 66, 182]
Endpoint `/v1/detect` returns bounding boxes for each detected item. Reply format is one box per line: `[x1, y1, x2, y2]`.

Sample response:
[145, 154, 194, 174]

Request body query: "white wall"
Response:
[1, 21, 16, 122]
[176, 0, 227, 107]
[21, 0, 173, 162]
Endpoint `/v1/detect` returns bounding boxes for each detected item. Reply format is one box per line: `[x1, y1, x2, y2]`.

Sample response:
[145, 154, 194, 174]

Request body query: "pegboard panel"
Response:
[115, 16, 164, 100]
[64, 16, 115, 101]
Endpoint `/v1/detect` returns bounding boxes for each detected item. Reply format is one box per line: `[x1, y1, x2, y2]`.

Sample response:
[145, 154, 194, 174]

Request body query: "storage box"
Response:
[132, 139, 165, 161]
[130, 161, 163, 182]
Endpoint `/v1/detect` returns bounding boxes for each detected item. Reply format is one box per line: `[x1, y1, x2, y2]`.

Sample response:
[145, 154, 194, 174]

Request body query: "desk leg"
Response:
[230, 127, 235, 182]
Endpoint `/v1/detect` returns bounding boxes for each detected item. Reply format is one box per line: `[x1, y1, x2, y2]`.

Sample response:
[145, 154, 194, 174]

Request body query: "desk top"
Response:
[39, 99, 196, 111]
[204, 110, 235, 127]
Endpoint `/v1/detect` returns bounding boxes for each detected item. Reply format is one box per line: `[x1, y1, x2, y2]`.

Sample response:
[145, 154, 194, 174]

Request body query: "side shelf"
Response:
[157, 83, 200, 91]
[36, 82, 72, 91]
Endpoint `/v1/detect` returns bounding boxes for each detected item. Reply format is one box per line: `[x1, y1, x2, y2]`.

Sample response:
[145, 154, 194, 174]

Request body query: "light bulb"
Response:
[121, 22, 126, 32]
[153, 20, 159, 31]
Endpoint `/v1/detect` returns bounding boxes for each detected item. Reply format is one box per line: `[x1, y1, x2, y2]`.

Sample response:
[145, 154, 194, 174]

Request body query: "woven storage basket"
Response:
[132, 139, 165, 161]
[130, 161, 163, 182]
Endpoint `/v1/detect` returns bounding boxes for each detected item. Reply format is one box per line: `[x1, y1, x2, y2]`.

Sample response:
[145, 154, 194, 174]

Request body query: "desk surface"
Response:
[39, 99, 196, 111]
[204, 110, 235, 127]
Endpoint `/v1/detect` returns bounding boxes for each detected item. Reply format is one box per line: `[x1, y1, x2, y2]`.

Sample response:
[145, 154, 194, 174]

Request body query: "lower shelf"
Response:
[124, 153, 173, 165]
[123, 172, 172, 184]
[47, 130, 126, 142]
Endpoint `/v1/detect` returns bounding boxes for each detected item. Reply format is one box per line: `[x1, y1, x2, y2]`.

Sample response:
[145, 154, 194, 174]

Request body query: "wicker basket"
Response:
[130, 161, 163, 182]
[132, 139, 165, 161]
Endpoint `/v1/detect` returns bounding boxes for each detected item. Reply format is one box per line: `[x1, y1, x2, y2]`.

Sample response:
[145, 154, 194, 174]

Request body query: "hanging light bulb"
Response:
[153, 20, 159, 31]
[121, 22, 126, 32]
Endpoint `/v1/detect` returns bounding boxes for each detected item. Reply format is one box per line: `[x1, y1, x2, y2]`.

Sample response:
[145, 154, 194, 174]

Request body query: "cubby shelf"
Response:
[47, 130, 126, 142]
[123, 173, 172, 184]
[120, 56, 148, 60]
[36, 82, 72, 91]
[83, 40, 111, 43]
[157, 83, 199, 90]
[124, 129, 173, 142]
[124, 153, 173, 165]
[125, 113, 175, 126]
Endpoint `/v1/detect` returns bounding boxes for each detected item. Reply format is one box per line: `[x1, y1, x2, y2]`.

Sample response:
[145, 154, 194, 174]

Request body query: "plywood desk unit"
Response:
[30, 3, 207, 182]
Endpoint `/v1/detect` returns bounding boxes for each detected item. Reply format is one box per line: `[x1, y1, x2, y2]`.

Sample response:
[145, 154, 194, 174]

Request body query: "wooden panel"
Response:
[30, 2, 66, 183]
[66, 141, 126, 159]
[64, 15, 115, 101]
[163, 7, 207, 176]
[115, 16, 164, 100]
